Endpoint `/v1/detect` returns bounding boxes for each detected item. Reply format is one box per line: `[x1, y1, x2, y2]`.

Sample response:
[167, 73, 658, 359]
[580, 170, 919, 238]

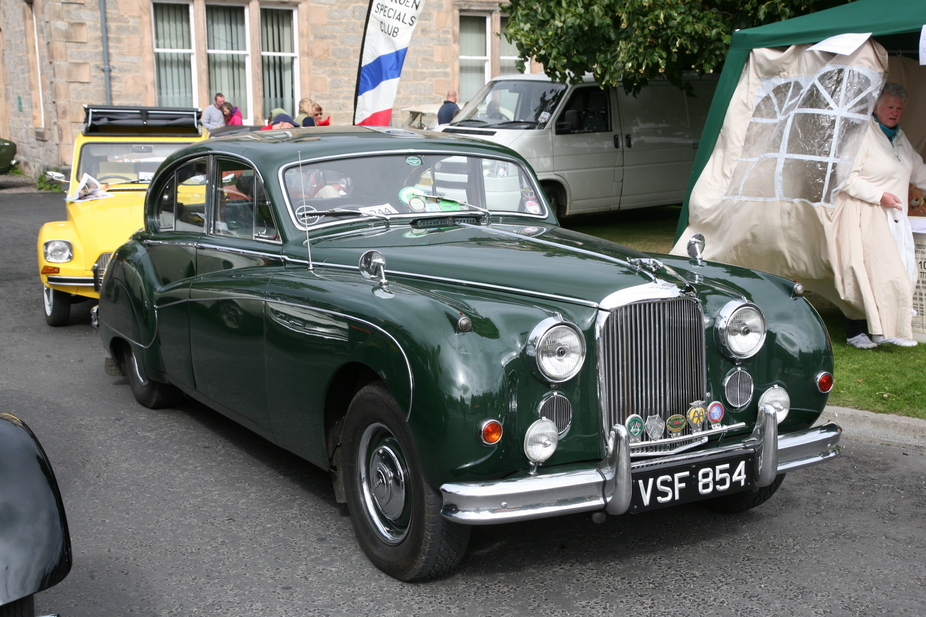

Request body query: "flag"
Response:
[353, 0, 425, 126]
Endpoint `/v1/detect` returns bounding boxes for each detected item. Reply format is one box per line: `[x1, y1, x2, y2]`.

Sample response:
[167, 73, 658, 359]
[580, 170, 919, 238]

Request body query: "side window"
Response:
[213, 158, 278, 241]
[558, 87, 611, 134]
[154, 157, 208, 232]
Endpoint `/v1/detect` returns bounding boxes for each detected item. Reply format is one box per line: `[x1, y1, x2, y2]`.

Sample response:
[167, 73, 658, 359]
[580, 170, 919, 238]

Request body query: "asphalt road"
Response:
[2, 190, 925, 617]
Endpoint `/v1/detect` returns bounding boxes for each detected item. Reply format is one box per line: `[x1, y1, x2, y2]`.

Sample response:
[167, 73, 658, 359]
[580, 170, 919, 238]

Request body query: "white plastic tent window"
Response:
[724, 64, 882, 207]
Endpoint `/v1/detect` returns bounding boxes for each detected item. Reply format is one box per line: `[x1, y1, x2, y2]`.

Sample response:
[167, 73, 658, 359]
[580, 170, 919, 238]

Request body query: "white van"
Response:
[440, 73, 717, 217]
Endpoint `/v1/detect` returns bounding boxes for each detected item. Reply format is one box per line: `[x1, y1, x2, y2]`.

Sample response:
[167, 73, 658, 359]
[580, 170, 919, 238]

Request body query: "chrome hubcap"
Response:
[358, 422, 410, 544]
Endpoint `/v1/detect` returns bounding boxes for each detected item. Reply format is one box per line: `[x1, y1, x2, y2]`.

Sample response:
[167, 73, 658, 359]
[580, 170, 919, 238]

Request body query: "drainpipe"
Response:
[99, 0, 112, 104]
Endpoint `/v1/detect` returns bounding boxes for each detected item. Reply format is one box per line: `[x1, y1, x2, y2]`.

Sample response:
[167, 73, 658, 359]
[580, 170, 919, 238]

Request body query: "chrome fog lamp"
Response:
[523, 418, 559, 464]
[44, 240, 73, 263]
[758, 385, 790, 424]
[526, 318, 585, 383]
[717, 301, 766, 359]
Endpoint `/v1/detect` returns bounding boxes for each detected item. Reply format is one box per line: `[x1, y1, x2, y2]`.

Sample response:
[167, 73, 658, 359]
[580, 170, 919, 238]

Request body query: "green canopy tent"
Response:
[675, 0, 926, 239]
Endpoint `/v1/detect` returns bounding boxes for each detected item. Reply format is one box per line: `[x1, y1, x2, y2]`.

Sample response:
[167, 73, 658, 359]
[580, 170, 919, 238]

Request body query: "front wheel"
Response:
[43, 286, 70, 327]
[122, 344, 183, 409]
[701, 473, 786, 513]
[341, 382, 470, 581]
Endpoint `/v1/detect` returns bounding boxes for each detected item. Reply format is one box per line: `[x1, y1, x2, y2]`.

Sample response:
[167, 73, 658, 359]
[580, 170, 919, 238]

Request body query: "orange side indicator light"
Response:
[41, 266, 60, 275]
[479, 419, 503, 445]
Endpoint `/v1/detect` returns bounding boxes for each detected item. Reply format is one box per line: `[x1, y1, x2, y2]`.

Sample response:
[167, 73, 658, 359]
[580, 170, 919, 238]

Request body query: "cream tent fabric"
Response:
[671, 41, 926, 339]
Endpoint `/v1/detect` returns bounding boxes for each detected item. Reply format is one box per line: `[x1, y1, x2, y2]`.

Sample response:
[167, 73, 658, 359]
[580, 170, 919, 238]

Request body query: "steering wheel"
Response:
[97, 174, 135, 183]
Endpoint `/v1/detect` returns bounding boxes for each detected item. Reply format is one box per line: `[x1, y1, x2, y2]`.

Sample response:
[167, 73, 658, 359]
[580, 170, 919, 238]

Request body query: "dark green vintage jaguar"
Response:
[97, 126, 841, 581]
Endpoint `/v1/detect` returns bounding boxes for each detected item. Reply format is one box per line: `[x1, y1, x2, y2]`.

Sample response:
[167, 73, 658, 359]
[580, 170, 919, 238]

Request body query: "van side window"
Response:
[558, 87, 611, 133]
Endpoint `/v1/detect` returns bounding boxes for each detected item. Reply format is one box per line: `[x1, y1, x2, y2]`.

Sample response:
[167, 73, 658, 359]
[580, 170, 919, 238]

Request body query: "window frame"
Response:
[152, 2, 198, 108]
[205, 3, 254, 124]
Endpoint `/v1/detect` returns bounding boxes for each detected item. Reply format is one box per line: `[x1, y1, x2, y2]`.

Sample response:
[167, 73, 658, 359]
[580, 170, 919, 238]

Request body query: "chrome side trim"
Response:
[46, 276, 94, 287]
[439, 422, 842, 524]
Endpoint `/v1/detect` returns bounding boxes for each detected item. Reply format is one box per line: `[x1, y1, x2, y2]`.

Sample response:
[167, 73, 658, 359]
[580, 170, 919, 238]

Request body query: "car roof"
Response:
[172, 125, 530, 167]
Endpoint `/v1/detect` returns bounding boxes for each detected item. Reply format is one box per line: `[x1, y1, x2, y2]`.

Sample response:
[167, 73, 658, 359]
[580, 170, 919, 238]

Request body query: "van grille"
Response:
[599, 297, 707, 454]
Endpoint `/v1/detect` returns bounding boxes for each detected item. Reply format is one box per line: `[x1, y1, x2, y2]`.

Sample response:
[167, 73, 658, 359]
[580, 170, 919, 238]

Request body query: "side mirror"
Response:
[686, 233, 705, 262]
[45, 171, 67, 184]
[555, 110, 581, 134]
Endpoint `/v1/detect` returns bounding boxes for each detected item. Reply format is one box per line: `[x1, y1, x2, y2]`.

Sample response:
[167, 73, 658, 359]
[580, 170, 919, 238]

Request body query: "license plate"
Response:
[629, 453, 755, 513]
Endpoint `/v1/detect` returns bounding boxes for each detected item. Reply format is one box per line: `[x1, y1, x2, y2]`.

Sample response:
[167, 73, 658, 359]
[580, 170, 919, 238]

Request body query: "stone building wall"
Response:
[0, 0, 492, 177]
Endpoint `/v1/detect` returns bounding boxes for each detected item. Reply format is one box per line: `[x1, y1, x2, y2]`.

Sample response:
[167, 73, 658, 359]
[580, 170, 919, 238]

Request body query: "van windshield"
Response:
[452, 80, 567, 129]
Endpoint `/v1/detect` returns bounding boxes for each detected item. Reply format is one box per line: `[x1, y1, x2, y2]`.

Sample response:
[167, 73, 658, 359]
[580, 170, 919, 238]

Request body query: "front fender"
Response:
[0, 414, 71, 605]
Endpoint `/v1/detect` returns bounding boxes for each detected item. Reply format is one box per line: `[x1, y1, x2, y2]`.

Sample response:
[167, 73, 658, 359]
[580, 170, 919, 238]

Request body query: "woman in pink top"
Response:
[221, 102, 243, 126]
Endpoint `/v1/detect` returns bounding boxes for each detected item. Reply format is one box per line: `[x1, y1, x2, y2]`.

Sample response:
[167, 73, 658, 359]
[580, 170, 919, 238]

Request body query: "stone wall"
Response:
[0, 0, 486, 176]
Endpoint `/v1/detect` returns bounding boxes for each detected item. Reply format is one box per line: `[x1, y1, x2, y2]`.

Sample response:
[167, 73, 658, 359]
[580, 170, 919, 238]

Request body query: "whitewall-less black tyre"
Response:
[342, 382, 470, 581]
[122, 344, 183, 409]
[701, 473, 786, 514]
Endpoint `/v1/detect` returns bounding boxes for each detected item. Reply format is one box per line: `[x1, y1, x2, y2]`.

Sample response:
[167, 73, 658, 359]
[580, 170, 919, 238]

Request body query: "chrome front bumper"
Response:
[440, 407, 842, 524]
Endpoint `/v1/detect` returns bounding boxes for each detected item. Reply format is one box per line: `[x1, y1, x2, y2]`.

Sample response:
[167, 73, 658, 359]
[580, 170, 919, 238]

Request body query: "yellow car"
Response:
[38, 105, 206, 326]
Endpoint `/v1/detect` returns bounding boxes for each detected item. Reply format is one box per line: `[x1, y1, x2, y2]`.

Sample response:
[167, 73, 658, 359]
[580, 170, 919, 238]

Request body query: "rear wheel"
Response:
[341, 382, 470, 581]
[122, 344, 183, 409]
[701, 473, 786, 513]
[43, 286, 70, 327]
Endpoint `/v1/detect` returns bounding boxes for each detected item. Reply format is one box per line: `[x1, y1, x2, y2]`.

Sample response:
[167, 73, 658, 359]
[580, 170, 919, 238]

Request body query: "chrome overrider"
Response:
[439, 405, 842, 524]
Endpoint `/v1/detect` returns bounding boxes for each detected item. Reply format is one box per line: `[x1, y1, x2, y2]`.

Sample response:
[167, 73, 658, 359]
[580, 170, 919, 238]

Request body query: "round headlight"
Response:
[717, 301, 766, 359]
[44, 240, 73, 263]
[758, 385, 790, 424]
[526, 318, 586, 383]
[524, 418, 559, 464]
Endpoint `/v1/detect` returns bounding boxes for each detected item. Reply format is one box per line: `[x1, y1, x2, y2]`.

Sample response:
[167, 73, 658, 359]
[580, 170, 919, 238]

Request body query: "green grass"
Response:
[562, 207, 926, 420]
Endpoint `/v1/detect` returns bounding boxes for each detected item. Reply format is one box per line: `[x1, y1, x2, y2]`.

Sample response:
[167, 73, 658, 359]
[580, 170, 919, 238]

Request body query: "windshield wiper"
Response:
[322, 208, 391, 227]
[487, 120, 540, 128]
[451, 119, 489, 127]
[417, 195, 491, 224]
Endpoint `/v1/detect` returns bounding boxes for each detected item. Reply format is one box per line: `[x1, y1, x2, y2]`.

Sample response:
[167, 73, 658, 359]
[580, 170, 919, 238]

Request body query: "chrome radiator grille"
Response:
[599, 297, 707, 452]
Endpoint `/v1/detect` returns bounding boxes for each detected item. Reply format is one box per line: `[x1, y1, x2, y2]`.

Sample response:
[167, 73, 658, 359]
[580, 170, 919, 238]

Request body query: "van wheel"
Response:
[543, 183, 567, 220]
[43, 286, 71, 327]
[341, 382, 470, 581]
[122, 344, 183, 409]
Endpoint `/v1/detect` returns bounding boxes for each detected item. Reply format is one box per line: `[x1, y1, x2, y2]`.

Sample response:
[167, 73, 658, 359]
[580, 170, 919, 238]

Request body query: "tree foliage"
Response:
[502, 0, 849, 93]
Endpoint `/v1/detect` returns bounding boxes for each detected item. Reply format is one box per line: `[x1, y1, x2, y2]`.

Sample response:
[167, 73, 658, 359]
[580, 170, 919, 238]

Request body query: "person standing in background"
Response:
[294, 98, 316, 127]
[221, 102, 242, 126]
[437, 90, 460, 125]
[202, 93, 226, 130]
[837, 82, 926, 349]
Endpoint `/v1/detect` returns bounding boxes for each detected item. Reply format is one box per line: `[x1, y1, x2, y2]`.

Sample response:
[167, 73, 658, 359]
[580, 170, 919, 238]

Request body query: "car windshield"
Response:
[451, 80, 568, 129]
[283, 152, 546, 228]
[77, 142, 191, 184]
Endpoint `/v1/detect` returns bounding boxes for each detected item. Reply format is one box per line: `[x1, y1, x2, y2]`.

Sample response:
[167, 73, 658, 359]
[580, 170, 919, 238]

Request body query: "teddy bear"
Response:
[909, 183, 926, 217]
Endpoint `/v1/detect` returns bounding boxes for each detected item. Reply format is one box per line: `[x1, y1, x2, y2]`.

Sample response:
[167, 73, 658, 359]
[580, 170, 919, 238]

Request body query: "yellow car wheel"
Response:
[43, 286, 70, 327]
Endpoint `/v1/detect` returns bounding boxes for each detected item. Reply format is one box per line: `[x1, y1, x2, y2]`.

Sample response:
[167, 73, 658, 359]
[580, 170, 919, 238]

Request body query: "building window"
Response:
[459, 13, 523, 103]
[459, 15, 490, 103]
[206, 4, 251, 121]
[260, 8, 297, 118]
[153, 3, 195, 108]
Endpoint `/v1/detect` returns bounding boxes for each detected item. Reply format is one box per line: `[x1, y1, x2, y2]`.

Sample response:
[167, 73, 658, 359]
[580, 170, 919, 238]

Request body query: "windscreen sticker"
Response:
[399, 186, 426, 205]
[525, 200, 541, 214]
[406, 156, 422, 166]
[360, 204, 399, 216]
[538, 112, 550, 123]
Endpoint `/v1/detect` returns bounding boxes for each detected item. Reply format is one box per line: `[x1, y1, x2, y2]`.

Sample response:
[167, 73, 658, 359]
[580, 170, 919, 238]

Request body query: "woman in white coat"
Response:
[837, 82, 926, 348]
